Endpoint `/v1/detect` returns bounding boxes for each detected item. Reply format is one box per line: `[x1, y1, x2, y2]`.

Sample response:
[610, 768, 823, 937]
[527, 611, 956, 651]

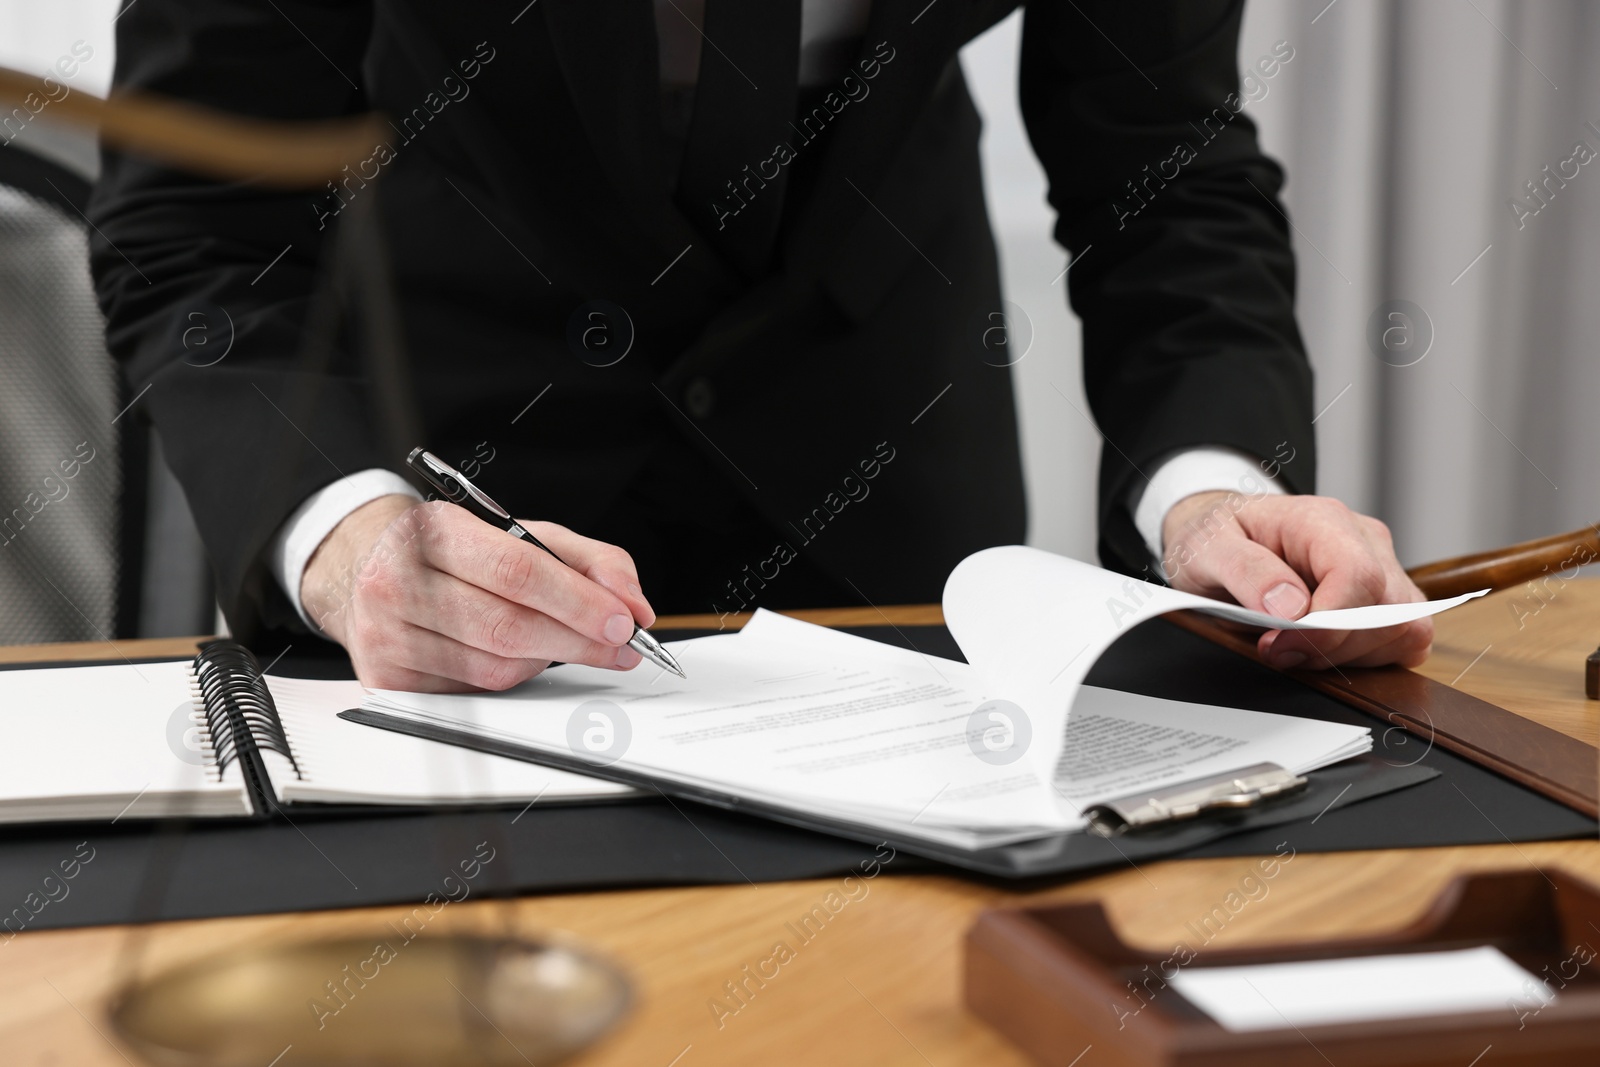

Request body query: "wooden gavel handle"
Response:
[1405, 524, 1600, 600]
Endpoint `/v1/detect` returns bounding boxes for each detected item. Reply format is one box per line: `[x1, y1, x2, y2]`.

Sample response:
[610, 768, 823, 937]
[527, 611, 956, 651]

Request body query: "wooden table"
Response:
[3, 587, 1597, 1065]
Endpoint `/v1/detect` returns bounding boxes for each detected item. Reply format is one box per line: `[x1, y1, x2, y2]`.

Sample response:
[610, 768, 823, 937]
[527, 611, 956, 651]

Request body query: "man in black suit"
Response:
[89, 0, 1431, 691]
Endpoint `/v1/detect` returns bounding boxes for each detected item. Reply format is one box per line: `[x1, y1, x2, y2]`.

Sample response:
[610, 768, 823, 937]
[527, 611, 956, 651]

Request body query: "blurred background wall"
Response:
[967, 0, 1600, 568]
[0, 0, 212, 641]
[0, 0, 116, 167]
[2, 0, 1595, 625]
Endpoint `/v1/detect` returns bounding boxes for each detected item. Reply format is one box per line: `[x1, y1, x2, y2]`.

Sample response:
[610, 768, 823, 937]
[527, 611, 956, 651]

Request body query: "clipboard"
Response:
[339, 703, 1438, 879]
[337, 609, 1596, 881]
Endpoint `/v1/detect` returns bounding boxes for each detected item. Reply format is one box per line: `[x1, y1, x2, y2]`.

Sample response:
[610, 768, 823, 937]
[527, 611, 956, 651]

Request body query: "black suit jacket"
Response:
[88, 0, 1314, 646]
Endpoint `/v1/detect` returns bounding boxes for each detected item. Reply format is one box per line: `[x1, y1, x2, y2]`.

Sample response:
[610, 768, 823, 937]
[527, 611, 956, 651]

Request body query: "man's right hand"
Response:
[300, 495, 656, 692]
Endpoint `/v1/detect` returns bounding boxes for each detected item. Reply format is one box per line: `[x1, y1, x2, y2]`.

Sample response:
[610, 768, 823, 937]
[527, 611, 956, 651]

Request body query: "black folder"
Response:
[1, 619, 1590, 933]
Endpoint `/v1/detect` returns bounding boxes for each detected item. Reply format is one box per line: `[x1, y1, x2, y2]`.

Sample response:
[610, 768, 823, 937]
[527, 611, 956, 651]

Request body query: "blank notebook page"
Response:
[265, 675, 633, 805]
[0, 660, 251, 821]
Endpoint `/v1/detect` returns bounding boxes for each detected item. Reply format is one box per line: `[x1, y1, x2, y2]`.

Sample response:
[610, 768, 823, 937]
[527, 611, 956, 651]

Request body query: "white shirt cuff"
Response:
[1131, 447, 1284, 568]
[269, 468, 421, 635]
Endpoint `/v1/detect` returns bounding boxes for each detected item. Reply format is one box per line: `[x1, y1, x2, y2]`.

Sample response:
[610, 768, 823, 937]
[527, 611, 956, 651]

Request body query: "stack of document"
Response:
[360, 610, 1373, 851]
[357, 547, 1483, 852]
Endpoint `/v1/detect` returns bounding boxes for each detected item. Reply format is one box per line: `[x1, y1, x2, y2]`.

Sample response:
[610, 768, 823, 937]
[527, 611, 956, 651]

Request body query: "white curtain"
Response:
[970, 0, 1600, 568]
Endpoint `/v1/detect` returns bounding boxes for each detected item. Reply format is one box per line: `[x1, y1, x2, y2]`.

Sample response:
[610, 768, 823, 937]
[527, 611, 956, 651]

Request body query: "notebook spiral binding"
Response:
[189, 640, 302, 781]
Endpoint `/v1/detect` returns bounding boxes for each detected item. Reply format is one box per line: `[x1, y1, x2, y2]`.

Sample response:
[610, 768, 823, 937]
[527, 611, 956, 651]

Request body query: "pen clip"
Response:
[407, 447, 511, 520]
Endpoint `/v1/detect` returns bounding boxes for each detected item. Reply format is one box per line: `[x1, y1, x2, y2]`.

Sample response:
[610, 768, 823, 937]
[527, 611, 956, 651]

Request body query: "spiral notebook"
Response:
[0, 641, 631, 824]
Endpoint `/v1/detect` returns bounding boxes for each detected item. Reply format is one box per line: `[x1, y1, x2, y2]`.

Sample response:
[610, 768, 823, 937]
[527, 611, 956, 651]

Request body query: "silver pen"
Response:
[406, 447, 686, 679]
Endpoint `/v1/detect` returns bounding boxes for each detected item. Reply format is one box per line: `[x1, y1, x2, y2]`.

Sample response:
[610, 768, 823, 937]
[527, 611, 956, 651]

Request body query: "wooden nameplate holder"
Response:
[1170, 525, 1600, 819]
[965, 868, 1600, 1066]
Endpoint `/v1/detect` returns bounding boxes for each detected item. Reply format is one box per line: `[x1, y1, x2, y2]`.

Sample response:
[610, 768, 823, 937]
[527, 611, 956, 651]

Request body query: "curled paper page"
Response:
[942, 546, 1487, 790]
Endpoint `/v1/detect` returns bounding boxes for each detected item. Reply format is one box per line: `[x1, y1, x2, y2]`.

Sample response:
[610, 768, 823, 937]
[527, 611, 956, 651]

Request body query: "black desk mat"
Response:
[1, 620, 1591, 931]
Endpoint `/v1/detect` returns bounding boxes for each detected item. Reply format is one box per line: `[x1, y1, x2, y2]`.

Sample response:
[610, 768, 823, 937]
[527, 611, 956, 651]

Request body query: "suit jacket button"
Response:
[684, 376, 715, 419]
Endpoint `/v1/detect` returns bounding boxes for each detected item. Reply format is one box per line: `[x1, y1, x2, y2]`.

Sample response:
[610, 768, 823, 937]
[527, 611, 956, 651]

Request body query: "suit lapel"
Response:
[540, 0, 716, 280]
[779, 0, 975, 278]
[538, 0, 1012, 310]
[652, 0, 1005, 388]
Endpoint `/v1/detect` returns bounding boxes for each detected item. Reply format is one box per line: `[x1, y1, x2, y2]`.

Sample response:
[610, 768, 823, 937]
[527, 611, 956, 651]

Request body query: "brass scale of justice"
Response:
[3, 64, 1595, 1067]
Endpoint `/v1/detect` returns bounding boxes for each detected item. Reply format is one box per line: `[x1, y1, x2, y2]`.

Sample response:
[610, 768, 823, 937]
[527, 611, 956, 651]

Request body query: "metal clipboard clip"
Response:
[1084, 762, 1308, 837]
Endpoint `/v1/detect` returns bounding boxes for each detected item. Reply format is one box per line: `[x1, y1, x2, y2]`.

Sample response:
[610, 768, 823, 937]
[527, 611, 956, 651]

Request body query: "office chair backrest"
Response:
[0, 133, 214, 642]
[0, 142, 127, 643]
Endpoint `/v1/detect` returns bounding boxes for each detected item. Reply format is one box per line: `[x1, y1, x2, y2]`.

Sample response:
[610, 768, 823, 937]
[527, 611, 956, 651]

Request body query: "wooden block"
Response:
[965, 869, 1600, 1067]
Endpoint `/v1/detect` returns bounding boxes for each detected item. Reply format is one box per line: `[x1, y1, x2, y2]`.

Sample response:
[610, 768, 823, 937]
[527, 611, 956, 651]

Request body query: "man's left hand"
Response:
[1160, 491, 1432, 670]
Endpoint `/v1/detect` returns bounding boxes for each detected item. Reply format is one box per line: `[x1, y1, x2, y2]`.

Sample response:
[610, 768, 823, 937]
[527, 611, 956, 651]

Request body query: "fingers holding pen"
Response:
[308, 494, 667, 691]
[349, 624, 553, 694]
[400, 567, 644, 670]
[522, 520, 657, 628]
[416, 503, 643, 652]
